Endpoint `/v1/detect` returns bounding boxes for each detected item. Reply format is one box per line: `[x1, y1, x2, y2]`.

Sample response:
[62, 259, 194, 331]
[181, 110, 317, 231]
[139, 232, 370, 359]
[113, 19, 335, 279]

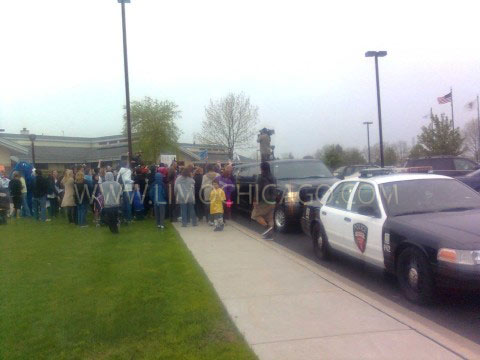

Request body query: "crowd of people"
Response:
[0, 159, 277, 239]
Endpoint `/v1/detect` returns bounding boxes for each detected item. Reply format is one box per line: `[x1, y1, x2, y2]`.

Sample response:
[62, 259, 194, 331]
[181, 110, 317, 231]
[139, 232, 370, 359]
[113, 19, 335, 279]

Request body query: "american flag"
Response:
[437, 92, 452, 104]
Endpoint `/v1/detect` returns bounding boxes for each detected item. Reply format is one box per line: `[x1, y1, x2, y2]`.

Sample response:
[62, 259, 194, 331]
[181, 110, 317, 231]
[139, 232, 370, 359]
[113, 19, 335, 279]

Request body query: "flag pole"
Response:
[450, 86, 455, 129]
[477, 94, 480, 162]
[430, 107, 433, 128]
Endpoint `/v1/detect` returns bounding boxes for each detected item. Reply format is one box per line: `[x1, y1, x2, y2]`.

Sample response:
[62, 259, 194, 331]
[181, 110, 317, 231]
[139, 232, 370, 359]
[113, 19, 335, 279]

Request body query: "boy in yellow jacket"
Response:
[210, 179, 226, 231]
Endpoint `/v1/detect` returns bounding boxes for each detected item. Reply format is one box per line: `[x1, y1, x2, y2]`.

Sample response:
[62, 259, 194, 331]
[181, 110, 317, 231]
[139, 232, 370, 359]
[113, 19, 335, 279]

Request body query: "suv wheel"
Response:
[396, 247, 434, 304]
[312, 222, 329, 260]
[274, 206, 287, 233]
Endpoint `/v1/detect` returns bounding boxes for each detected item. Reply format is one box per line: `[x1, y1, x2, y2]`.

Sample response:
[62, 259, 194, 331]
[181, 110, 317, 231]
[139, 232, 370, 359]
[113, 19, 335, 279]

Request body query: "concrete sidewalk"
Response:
[174, 222, 464, 359]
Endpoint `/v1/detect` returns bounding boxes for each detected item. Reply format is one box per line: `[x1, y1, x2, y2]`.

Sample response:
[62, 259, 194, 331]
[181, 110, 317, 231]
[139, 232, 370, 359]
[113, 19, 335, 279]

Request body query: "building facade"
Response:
[0, 129, 233, 172]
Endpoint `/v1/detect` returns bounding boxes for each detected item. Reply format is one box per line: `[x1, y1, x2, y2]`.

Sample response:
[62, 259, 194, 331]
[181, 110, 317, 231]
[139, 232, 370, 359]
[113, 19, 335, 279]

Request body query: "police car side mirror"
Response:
[336, 175, 344, 180]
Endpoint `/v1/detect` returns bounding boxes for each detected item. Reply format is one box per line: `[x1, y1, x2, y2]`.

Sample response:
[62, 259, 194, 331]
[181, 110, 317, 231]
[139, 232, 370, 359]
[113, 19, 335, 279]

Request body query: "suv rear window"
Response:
[272, 161, 333, 180]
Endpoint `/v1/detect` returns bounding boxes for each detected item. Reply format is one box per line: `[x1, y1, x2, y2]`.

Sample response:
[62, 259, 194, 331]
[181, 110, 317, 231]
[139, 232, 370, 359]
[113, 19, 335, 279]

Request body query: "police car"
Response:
[300, 173, 480, 304]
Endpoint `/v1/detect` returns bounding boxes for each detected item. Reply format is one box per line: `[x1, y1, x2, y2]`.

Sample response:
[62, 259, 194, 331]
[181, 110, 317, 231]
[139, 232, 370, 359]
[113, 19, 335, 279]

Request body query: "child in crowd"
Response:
[210, 179, 226, 231]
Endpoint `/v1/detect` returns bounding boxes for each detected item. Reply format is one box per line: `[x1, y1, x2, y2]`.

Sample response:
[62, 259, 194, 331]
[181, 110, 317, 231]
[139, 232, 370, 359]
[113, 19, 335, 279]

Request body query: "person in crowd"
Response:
[210, 179, 226, 231]
[92, 172, 104, 226]
[0, 168, 10, 189]
[32, 169, 49, 222]
[117, 162, 134, 223]
[100, 172, 122, 234]
[99, 167, 106, 183]
[193, 167, 204, 222]
[167, 161, 178, 222]
[175, 167, 197, 227]
[251, 162, 277, 240]
[61, 169, 76, 224]
[74, 171, 89, 227]
[8, 172, 22, 219]
[47, 170, 60, 218]
[215, 164, 235, 221]
[19, 173, 31, 217]
[149, 171, 167, 229]
[201, 164, 219, 226]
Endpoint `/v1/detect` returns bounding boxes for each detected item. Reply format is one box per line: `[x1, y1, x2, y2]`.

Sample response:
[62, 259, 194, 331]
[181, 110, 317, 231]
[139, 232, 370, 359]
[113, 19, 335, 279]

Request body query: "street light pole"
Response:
[118, 0, 133, 166]
[365, 50, 387, 168]
[28, 134, 37, 167]
[363, 121, 373, 164]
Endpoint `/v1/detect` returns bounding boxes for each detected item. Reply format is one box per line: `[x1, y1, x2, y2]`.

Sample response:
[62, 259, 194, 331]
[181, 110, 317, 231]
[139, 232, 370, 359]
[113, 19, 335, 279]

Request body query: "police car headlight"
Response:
[437, 248, 480, 265]
[285, 191, 299, 203]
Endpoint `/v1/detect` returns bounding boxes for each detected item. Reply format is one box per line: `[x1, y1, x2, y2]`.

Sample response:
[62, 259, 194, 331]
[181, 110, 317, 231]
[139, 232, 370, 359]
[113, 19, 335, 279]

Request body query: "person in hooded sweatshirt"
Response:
[149, 171, 167, 229]
[32, 169, 49, 222]
[174, 167, 197, 227]
[100, 172, 122, 233]
[201, 164, 219, 226]
[117, 162, 134, 223]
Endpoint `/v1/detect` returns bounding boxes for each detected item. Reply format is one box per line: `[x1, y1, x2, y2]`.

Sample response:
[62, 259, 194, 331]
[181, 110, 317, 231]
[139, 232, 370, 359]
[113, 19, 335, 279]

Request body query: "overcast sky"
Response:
[1, 0, 479, 157]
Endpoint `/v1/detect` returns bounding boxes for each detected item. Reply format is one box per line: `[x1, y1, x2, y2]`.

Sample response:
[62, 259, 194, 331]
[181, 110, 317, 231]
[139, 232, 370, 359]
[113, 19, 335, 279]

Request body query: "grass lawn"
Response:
[0, 217, 257, 360]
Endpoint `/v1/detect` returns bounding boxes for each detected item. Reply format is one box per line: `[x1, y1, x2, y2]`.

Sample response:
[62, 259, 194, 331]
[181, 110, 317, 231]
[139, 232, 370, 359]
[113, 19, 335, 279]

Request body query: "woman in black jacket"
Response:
[8, 172, 23, 218]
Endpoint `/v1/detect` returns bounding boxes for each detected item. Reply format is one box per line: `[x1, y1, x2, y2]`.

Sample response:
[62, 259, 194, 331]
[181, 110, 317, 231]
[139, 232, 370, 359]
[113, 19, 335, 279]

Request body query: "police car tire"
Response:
[312, 222, 329, 261]
[397, 247, 434, 304]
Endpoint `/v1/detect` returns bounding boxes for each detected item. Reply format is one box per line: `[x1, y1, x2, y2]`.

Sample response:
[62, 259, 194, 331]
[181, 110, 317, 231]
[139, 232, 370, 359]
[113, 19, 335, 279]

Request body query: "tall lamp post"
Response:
[118, 0, 133, 166]
[28, 134, 37, 167]
[365, 50, 387, 168]
[363, 121, 373, 164]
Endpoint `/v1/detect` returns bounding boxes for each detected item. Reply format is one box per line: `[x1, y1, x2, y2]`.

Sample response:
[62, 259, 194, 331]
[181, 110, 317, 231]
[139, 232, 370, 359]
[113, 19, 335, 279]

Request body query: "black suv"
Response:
[233, 159, 337, 232]
[404, 156, 479, 177]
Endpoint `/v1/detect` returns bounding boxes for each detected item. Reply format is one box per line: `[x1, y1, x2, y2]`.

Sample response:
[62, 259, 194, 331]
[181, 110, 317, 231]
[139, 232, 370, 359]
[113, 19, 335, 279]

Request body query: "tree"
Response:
[197, 93, 259, 159]
[463, 119, 480, 162]
[343, 148, 365, 166]
[316, 144, 344, 170]
[384, 146, 398, 166]
[124, 97, 181, 163]
[391, 141, 409, 165]
[417, 114, 465, 156]
[409, 144, 425, 159]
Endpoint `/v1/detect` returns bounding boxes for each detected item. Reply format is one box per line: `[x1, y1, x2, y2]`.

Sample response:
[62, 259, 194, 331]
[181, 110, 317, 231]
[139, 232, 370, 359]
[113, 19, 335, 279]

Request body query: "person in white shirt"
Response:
[117, 163, 134, 222]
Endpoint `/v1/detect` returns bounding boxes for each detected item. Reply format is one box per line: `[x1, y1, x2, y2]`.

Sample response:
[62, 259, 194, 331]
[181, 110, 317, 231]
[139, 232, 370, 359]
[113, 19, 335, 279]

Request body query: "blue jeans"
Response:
[21, 193, 31, 217]
[154, 204, 166, 226]
[180, 203, 197, 226]
[32, 196, 47, 222]
[77, 203, 87, 226]
[122, 191, 133, 222]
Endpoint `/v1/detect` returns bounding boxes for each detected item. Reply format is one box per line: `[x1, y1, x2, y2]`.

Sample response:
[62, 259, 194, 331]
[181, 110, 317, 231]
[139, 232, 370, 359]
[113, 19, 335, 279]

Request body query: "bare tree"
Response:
[197, 93, 259, 159]
[463, 119, 480, 162]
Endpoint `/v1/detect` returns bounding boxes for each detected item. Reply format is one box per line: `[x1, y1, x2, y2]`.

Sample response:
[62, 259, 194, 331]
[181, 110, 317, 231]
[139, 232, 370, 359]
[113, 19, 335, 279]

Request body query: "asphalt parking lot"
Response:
[231, 212, 480, 347]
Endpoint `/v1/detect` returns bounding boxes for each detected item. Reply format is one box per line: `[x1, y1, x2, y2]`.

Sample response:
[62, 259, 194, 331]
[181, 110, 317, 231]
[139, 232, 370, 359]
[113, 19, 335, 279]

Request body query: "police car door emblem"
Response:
[353, 223, 368, 253]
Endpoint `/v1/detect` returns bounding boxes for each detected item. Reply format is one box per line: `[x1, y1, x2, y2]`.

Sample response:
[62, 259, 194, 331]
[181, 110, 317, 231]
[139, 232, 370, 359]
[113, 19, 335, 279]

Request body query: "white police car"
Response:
[301, 173, 480, 304]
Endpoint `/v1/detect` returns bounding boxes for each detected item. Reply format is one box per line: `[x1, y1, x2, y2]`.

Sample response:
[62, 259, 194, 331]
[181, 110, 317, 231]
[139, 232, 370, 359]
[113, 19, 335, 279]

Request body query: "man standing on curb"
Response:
[251, 162, 277, 240]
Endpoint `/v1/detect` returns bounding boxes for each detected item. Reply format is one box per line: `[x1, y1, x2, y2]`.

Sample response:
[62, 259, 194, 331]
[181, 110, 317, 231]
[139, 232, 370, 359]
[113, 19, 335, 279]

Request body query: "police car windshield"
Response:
[379, 179, 480, 217]
[272, 161, 333, 180]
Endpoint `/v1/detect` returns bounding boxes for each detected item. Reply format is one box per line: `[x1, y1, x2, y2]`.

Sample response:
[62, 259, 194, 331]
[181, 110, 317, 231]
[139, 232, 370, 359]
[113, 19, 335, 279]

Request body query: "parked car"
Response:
[456, 169, 480, 192]
[333, 164, 380, 179]
[234, 159, 338, 232]
[301, 173, 480, 304]
[404, 156, 479, 177]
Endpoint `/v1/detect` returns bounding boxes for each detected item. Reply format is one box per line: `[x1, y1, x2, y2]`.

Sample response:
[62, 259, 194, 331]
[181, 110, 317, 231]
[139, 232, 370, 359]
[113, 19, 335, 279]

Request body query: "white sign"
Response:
[160, 154, 176, 166]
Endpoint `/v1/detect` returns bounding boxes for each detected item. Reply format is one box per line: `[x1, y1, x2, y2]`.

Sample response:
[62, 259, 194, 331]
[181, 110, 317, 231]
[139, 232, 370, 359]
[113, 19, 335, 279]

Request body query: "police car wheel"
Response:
[312, 222, 329, 260]
[397, 247, 434, 304]
[274, 206, 288, 233]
